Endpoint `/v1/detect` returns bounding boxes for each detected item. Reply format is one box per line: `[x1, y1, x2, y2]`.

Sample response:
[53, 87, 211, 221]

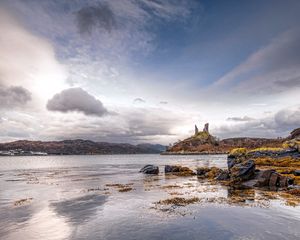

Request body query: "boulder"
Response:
[254, 170, 292, 189]
[139, 165, 159, 174]
[230, 160, 255, 182]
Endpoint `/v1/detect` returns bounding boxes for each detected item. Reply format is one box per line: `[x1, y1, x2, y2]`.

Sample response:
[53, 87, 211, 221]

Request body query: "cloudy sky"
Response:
[0, 0, 299, 144]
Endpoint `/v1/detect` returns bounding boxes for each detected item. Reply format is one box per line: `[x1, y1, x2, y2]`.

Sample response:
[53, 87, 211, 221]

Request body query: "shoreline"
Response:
[161, 152, 228, 155]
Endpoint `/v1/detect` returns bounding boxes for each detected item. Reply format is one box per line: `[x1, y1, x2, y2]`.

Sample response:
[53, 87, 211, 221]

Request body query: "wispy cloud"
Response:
[214, 28, 300, 95]
[226, 116, 254, 122]
[133, 98, 146, 104]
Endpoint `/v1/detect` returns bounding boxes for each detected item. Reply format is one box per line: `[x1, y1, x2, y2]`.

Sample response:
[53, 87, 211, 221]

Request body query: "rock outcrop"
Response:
[165, 124, 296, 155]
[227, 143, 300, 189]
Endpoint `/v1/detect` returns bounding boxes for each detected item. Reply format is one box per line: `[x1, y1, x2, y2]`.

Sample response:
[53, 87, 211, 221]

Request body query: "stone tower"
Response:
[203, 123, 209, 133]
[194, 125, 199, 135]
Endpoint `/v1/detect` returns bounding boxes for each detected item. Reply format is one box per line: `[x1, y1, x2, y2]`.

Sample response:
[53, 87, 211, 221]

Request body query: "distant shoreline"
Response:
[161, 152, 228, 155]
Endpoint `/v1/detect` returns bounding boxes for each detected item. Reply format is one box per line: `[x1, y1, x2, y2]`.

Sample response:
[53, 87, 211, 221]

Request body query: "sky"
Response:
[0, 0, 299, 144]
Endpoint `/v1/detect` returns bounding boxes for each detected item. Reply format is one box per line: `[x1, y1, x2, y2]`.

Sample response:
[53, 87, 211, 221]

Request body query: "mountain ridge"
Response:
[0, 139, 166, 155]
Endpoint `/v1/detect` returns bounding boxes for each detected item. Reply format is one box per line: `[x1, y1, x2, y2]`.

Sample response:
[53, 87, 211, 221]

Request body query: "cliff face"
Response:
[166, 124, 288, 154]
[0, 139, 166, 155]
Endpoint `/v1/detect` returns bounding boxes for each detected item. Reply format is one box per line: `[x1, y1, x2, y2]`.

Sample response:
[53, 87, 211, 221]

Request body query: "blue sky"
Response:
[0, 0, 299, 144]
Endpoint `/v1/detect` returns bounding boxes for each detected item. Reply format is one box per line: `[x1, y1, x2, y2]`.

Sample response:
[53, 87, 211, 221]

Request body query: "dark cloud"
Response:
[76, 3, 116, 34]
[0, 85, 31, 109]
[133, 98, 146, 104]
[226, 116, 254, 122]
[47, 88, 108, 117]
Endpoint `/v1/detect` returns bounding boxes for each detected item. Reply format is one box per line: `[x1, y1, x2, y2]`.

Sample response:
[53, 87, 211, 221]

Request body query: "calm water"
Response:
[1, 154, 300, 240]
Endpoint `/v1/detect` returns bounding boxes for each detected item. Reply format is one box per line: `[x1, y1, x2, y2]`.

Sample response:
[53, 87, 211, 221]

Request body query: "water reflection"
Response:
[50, 194, 107, 225]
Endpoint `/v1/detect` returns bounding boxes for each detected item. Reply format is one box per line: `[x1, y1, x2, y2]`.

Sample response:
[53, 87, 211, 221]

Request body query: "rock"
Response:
[139, 165, 159, 174]
[230, 160, 255, 182]
[196, 167, 222, 179]
[227, 156, 243, 170]
[196, 167, 210, 176]
[269, 173, 279, 187]
[254, 170, 275, 187]
[165, 165, 195, 176]
[216, 170, 230, 180]
[290, 128, 300, 139]
[165, 165, 179, 173]
[254, 170, 292, 189]
[278, 175, 288, 188]
[294, 170, 300, 176]
[227, 148, 247, 166]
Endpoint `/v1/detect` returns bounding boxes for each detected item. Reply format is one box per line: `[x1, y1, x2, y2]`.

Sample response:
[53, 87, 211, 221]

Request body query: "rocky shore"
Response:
[142, 133, 300, 199]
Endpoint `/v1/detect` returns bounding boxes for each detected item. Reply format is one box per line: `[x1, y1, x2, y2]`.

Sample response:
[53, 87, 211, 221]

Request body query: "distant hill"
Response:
[0, 139, 166, 155]
[164, 123, 291, 154]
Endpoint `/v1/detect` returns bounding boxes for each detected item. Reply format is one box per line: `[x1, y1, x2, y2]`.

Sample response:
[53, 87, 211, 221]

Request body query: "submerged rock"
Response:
[140, 165, 159, 174]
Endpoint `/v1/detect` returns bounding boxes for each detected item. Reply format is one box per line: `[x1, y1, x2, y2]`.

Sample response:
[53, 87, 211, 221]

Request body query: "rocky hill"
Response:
[0, 139, 166, 155]
[164, 123, 287, 154]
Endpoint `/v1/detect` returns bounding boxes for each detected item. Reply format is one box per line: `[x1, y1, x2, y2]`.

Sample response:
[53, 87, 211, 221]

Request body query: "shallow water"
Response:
[1, 154, 300, 240]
